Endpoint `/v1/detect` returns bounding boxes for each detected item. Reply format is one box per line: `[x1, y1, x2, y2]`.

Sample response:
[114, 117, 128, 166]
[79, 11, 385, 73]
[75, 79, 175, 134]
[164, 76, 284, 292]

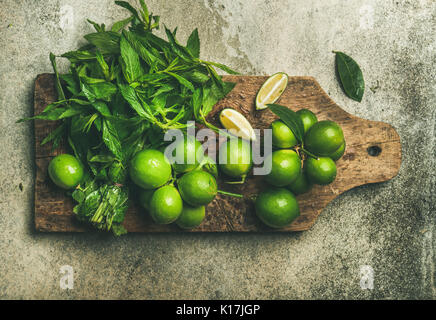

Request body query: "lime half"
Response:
[219, 108, 256, 141]
[256, 72, 288, 110]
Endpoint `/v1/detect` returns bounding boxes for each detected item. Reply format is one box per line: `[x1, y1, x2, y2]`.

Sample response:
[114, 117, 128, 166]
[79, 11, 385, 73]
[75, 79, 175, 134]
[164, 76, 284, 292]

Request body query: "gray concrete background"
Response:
[0, 0, 434, 299]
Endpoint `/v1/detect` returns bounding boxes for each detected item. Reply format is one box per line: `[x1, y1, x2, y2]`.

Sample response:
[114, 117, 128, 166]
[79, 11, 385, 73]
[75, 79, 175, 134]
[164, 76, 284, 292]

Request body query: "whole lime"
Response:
[138, 189, 155, 211]
[271, 120, 298, 148]
[48, 154, 84, 190]
[329, 141, 346, 161]
[296, 109, 318, 133]
[177, 170, 217, 206]
[176, 204, 206, 229]
[170, 135, 204, 174]
[287, 170, 313, 195]
[255, 188, 300, 228]
[149, 185, 183, 224]
[304, 120, 344, 156]
[130, 149, 172, 190]
[305, 156, 337, 185]
[264, 149, 301, 187]
[218, 138, 252, 178]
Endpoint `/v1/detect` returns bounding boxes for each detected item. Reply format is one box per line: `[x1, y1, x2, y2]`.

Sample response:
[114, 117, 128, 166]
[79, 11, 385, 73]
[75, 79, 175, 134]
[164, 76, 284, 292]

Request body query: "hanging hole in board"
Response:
[367, 145, 382, 157]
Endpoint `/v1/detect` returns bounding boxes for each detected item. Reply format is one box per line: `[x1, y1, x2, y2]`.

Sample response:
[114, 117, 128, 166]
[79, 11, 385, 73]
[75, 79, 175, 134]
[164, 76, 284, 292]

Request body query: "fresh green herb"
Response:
[20, 0, 237, 235]
[334, 51, 365, 102]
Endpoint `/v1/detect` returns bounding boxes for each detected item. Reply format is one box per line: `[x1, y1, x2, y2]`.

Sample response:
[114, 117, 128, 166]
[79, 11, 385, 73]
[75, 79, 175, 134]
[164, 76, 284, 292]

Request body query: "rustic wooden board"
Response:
[34, 73, 401, 232]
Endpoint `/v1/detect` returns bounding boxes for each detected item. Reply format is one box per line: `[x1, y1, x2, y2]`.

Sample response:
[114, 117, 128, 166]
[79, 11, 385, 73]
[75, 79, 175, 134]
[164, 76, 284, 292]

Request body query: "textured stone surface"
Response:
[0, 0, 434, 299]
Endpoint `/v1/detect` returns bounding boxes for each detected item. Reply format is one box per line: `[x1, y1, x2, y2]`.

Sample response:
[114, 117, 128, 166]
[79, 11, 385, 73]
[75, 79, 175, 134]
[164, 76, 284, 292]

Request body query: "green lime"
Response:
[170, 135, 204, 174]
[296, 109, 318, 133]
[255, 188, 300, 228]
[329, 141, 346, 161]
[287, 170, 313, 195]
[271, 120, 298, 148]
[48, 154, 84, 190]
[218, 138, 252, 178]
[264, 149, 301, 187]
[305, 156, 337, 185]
[129, 149, 172, 190]
[176, 204, 206, 229]
[149, 185, 183, 224]
[177, 170, 217, 206]
[304, 120, 344, 156]
[138, 189, 155, 211]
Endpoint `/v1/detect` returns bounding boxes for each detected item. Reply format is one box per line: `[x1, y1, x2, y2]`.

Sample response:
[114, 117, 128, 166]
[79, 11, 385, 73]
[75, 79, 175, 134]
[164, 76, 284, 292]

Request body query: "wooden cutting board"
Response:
[33, 73, 401, 232]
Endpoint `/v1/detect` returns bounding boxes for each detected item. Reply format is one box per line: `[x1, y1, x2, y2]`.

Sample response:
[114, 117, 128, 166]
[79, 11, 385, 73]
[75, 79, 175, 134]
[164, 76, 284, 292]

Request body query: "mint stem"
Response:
[217, 190, 244, 198]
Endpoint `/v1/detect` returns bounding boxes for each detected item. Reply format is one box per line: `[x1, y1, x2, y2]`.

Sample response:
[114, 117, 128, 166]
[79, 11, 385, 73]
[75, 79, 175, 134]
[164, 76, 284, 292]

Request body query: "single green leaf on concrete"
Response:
[334, 51, 365, 102]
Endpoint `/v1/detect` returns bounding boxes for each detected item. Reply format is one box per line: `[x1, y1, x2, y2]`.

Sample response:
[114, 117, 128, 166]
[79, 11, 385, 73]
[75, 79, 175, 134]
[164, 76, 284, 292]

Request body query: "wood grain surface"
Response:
[33, 73, 401, 232]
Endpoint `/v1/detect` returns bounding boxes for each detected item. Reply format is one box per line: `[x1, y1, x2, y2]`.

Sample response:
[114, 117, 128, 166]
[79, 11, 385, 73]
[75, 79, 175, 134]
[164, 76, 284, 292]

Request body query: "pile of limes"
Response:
[255, 109, 346, 228]
[131, 135, 217, 229]
[46, 110, 345, 231]
[129, 107, 345, 230]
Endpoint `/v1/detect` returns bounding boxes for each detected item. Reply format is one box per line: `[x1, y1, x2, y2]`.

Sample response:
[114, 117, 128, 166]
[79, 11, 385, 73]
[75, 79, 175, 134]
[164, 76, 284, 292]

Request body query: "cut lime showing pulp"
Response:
[219, 108, 256, 141]
[256, 72, 288, 110]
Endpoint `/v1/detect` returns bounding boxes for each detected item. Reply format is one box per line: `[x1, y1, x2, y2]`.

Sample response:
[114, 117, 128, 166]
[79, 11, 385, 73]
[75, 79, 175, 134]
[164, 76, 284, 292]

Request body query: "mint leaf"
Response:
[192, 88, 202, 120]
[118, 84, 153, 121]
[111, 16, 134, 32]
[120, 31, 143, 83]
[49, 53, 65, 100]
[206, 61, 239, 75]
[61, 50, 97, 63]
[84, 31, 120, 54]
[115, 1, 141, 21]
[187, 28, 200, 58]
[165, 71, 195, 92]
[102, 119, 123, 160]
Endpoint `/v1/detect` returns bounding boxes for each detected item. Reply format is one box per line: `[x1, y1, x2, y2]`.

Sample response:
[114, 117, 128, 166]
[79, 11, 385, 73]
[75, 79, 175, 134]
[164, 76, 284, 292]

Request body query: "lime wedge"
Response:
[255, 72, 288, 110]
[219, 108, 256, 141]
